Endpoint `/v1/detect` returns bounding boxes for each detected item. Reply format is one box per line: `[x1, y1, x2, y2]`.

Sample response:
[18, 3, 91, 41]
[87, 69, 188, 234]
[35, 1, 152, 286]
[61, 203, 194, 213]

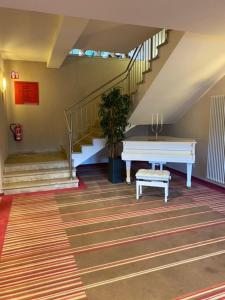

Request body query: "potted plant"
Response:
[99, 87, 131, 183]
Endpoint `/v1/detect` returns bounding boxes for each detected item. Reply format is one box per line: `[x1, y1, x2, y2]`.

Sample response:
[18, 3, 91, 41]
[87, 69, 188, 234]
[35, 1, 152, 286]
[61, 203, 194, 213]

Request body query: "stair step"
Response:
[78, 128, 103, 140]
[72, 137, 106, 167]
[91, 132, 103, 138]
[142, 68, 151, 75]
[73, 134, 105, 153]
[4, 160, 69, 172]
[80, 137, 93, 144]
[3, 177, 79, 195]
[3, 167, 71, 183]
[73, 145, 82, 153]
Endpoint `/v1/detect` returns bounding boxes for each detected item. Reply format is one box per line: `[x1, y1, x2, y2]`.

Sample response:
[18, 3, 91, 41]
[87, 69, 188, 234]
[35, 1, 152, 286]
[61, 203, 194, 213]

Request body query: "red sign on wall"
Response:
[14, 81, 39, 105]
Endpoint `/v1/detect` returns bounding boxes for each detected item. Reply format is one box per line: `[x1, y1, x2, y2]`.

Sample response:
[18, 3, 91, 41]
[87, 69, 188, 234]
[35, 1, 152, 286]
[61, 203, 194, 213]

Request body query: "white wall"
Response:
[5, 56, 129, 154]
[0, 56, 8, 192]
[130, 32, 225, 125]
[82, 125, 150, 165]
[166, 74, 225, 180]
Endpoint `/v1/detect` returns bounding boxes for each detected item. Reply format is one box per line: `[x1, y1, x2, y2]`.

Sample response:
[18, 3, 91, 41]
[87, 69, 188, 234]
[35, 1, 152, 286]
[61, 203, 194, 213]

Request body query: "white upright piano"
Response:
[122, 136, 196, 188]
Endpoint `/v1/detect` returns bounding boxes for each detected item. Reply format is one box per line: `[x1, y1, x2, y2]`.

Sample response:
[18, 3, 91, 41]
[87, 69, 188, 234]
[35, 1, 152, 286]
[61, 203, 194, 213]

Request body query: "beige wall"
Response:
[5, 56, 129, 154]
[0, 56, 8, 192]
[166, 74, 225, 179]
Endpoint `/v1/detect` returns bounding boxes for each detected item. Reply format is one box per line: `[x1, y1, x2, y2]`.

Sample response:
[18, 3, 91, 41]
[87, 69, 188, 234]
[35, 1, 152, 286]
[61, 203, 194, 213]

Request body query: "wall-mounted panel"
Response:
[207, 96, 225, 184]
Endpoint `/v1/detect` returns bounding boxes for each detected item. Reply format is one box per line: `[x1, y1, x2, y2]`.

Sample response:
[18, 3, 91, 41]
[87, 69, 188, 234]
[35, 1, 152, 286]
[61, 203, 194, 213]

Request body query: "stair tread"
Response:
[73, 137, 105, 153]
[3, 177, 78, 190]
[4, 167, 70, 177]
[91, 136, 105, 140]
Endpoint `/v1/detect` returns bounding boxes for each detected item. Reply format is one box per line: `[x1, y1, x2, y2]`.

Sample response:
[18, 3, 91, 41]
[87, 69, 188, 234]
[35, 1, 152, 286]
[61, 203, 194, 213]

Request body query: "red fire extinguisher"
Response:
[10, 123, 23, 141]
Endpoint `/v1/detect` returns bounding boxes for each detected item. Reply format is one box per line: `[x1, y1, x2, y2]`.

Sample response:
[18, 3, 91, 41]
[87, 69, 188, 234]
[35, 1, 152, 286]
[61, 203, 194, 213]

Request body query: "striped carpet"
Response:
[0, 192, 87, 300]
[1, 164, 225, 299]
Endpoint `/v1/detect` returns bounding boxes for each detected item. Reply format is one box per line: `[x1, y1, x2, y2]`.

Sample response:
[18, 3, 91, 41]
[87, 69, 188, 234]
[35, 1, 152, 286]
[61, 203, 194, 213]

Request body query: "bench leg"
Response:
[136, 181, 139, 200]
[140, 184, 143, 195]
[165, 182, 169, 203]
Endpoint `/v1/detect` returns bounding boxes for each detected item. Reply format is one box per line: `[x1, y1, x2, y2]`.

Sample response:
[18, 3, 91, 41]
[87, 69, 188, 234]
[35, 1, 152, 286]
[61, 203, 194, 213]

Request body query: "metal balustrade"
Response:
[64, 29, 168, 178]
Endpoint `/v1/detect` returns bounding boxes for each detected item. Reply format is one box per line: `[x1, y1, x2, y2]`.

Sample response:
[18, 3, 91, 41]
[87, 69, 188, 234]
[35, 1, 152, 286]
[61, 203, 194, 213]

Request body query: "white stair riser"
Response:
[4, 181, 79, 195]
[4, 171, 71, 183]
[4, 161, 69, 172]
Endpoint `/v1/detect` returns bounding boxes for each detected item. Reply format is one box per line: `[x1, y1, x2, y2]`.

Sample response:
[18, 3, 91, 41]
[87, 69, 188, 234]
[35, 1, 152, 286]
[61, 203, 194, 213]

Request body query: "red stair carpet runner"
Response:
[0, 195, 12, 256]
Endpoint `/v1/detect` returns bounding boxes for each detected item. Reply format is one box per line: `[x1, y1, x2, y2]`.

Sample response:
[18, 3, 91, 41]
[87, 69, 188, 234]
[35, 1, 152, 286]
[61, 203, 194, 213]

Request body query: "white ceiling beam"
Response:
[47, 16, 88, 68]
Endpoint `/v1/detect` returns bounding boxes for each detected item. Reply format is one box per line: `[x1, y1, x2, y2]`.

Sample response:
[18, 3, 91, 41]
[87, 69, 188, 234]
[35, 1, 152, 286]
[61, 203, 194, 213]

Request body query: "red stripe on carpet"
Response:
[72, 219, 225, 254]
[0, 196, 12, 256]
[175, 281, 225, 299]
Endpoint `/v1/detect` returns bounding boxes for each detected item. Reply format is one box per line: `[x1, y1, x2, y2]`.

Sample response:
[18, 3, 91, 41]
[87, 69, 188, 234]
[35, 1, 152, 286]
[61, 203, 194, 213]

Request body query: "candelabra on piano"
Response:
[151, 113, 163, 140]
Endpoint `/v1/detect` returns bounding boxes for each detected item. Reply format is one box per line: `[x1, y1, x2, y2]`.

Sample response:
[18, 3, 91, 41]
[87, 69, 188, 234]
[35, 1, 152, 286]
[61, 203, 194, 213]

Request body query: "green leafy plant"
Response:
[99, 87, 131, 158]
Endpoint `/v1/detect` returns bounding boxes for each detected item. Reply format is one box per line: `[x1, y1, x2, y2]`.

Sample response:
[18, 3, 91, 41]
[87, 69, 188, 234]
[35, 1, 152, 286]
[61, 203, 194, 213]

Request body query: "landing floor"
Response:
[5, 151, 67, 164]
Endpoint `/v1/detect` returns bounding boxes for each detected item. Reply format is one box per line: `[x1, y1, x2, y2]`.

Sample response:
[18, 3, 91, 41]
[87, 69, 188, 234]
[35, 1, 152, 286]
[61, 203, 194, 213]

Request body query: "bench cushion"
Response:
[136, 169, 171, 181]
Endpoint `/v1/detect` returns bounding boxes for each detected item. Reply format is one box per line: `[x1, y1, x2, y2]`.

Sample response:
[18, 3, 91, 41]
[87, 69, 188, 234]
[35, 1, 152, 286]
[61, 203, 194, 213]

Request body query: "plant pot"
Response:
[108, 157, 123, 183]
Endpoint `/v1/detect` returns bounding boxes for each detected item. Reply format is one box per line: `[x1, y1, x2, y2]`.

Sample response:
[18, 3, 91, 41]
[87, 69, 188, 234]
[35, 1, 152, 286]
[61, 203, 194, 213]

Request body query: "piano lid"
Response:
[123, 136, 196, 143]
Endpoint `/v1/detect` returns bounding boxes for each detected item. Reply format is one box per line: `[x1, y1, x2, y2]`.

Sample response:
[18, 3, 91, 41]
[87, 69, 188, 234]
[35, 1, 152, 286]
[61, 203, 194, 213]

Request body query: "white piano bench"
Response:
[135, 169, 171, 203]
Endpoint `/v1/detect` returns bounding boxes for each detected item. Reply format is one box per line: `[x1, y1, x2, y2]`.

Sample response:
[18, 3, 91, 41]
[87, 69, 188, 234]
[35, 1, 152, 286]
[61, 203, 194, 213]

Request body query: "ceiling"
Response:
[0, 8, 59, 62]
[0, 7, 159, 66]
[75, 20, 159, 53]
[1, 0, 225, 67]
[0, 0, 225, 36]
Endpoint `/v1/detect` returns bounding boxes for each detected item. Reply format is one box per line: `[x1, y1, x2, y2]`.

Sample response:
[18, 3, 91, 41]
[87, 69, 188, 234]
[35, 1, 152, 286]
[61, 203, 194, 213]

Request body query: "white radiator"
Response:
[207, 95, 225, 184]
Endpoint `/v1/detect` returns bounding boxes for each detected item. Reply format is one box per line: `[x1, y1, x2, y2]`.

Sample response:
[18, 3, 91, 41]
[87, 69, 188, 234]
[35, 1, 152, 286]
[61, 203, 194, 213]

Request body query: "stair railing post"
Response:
[128, 70, 131, 96]
[69, 112, 73, 179]
[150, 37, 153, 70]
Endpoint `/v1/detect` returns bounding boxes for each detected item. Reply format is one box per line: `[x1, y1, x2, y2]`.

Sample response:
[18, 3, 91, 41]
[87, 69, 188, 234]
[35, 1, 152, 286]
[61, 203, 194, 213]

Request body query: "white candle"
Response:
[156, 113, 158, 125]
[161, 114, 163, 125]
[151, 114, 153, 125]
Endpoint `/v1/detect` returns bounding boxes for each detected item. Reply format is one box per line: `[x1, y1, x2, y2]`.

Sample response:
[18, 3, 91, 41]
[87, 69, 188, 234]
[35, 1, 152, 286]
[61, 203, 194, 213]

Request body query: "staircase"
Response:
[64, 28, 225, 185]
[64, 29, 169, 181]
[72, 126, 106, 167]
[2, 29, 179, 193]
[3, 152, 78, 195]
[5, 29, 223, 193]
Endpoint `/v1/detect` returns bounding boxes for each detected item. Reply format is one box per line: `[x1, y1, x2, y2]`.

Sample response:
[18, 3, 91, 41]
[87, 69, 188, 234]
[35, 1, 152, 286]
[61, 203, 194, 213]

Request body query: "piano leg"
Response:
[187, 163, 192, 188]
[126, 160, 131, 184]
